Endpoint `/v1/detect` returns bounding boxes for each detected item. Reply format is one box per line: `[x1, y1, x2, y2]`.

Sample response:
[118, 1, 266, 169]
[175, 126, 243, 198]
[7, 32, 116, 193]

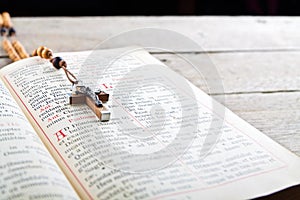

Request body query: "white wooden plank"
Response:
[0, 59, 11, 68]
[153, 51, 300, 94]
[1, 16, 300, 57]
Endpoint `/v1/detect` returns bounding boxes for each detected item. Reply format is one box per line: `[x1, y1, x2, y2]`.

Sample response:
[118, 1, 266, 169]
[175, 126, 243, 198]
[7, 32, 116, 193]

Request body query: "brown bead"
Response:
[2, 39, 20, 62]
[41, 48, 53, 59]
[50, 56, 63, 69]
[2, 12, 13, 28]
[8, 27, 16, 36]
[36, 46, 46, 57]
[32, 49, 38, 56]
[12, 40, 29, 59]
[59, 60, 67, 68]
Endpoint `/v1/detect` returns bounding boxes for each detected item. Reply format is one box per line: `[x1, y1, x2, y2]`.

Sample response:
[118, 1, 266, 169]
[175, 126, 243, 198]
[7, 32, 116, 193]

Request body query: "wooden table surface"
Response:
[0, 16, 299, 199]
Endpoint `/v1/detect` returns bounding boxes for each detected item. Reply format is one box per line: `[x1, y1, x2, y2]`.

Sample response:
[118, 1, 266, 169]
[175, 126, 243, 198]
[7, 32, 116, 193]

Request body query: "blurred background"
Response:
[1, 0, 300, 16]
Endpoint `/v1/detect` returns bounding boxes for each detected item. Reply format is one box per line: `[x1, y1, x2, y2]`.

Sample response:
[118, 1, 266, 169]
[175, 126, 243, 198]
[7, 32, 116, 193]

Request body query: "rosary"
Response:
[0, 12, 111, 122]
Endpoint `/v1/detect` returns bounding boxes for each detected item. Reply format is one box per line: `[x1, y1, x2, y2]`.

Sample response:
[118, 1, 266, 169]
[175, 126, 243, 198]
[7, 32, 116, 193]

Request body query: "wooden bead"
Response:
[50, 57, 63, 69]
[0, 27, 7, 36]
[41, 48, 53, 59]
[2, 39, 20, 62]
[12, 40, 29, 59]
[0, 14, 3, 26]
[35, 46, 53, 59]
[2, 12, 13, 28]
[59, 60, 67, 68]
[8, 27, 16, 36]
[36, 46, 46, 57]
[32, 49, 38, 56]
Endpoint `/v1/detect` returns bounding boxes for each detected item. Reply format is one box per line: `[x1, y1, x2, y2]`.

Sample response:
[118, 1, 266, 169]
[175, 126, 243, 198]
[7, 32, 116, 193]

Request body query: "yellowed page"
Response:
[0, 78, 79, 199]
[0, 47, 299, 200]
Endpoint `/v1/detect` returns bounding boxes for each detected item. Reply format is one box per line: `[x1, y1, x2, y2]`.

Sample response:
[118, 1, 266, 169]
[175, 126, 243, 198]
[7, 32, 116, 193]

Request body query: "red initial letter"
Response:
[54, 129, 67, 142]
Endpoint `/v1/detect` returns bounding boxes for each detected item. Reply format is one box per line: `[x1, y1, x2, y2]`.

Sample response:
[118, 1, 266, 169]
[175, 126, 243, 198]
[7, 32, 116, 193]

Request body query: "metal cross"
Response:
[69, 84, 111, 122]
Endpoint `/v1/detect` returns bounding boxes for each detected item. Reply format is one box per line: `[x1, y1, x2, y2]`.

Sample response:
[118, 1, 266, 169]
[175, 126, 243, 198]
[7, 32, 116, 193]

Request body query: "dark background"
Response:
[1, 0, 300, 16]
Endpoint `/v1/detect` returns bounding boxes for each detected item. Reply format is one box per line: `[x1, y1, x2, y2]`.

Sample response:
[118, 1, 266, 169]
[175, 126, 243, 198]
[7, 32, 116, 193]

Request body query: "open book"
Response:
[0, 47, 299, 199]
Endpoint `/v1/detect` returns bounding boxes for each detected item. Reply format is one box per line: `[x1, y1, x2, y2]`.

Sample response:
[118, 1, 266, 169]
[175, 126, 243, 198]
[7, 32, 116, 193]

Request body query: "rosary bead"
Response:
[59, 60, 67, 67]
[0, 14, 3, 26]
[50, 56, 63, 69]
[12, 40, 29, 59]
[0, 27, 7, 36]
[36, 46, 46, 57]
[32, 49, 38, 56]
[2, 12, 13, 28]
[41, 48, 53, 59]
[2, 39, 20, 61]
[8, 27, 16, 36]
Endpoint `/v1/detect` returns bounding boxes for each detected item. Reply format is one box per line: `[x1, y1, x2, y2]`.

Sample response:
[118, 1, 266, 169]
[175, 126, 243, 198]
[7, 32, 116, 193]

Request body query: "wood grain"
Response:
[154, 52, 300, 94]
[1, 16, 300, 57]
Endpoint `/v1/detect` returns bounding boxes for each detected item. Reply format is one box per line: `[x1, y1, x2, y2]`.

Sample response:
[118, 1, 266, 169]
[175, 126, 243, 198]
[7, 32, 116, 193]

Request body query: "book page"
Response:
[1, 47, 300, 200]
[0, 79, 79, 199]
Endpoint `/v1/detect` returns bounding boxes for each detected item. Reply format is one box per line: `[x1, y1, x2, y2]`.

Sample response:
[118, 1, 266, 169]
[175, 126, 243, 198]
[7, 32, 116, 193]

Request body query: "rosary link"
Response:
[32, 46, 78, 85]
[0, 12, 29, 61]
